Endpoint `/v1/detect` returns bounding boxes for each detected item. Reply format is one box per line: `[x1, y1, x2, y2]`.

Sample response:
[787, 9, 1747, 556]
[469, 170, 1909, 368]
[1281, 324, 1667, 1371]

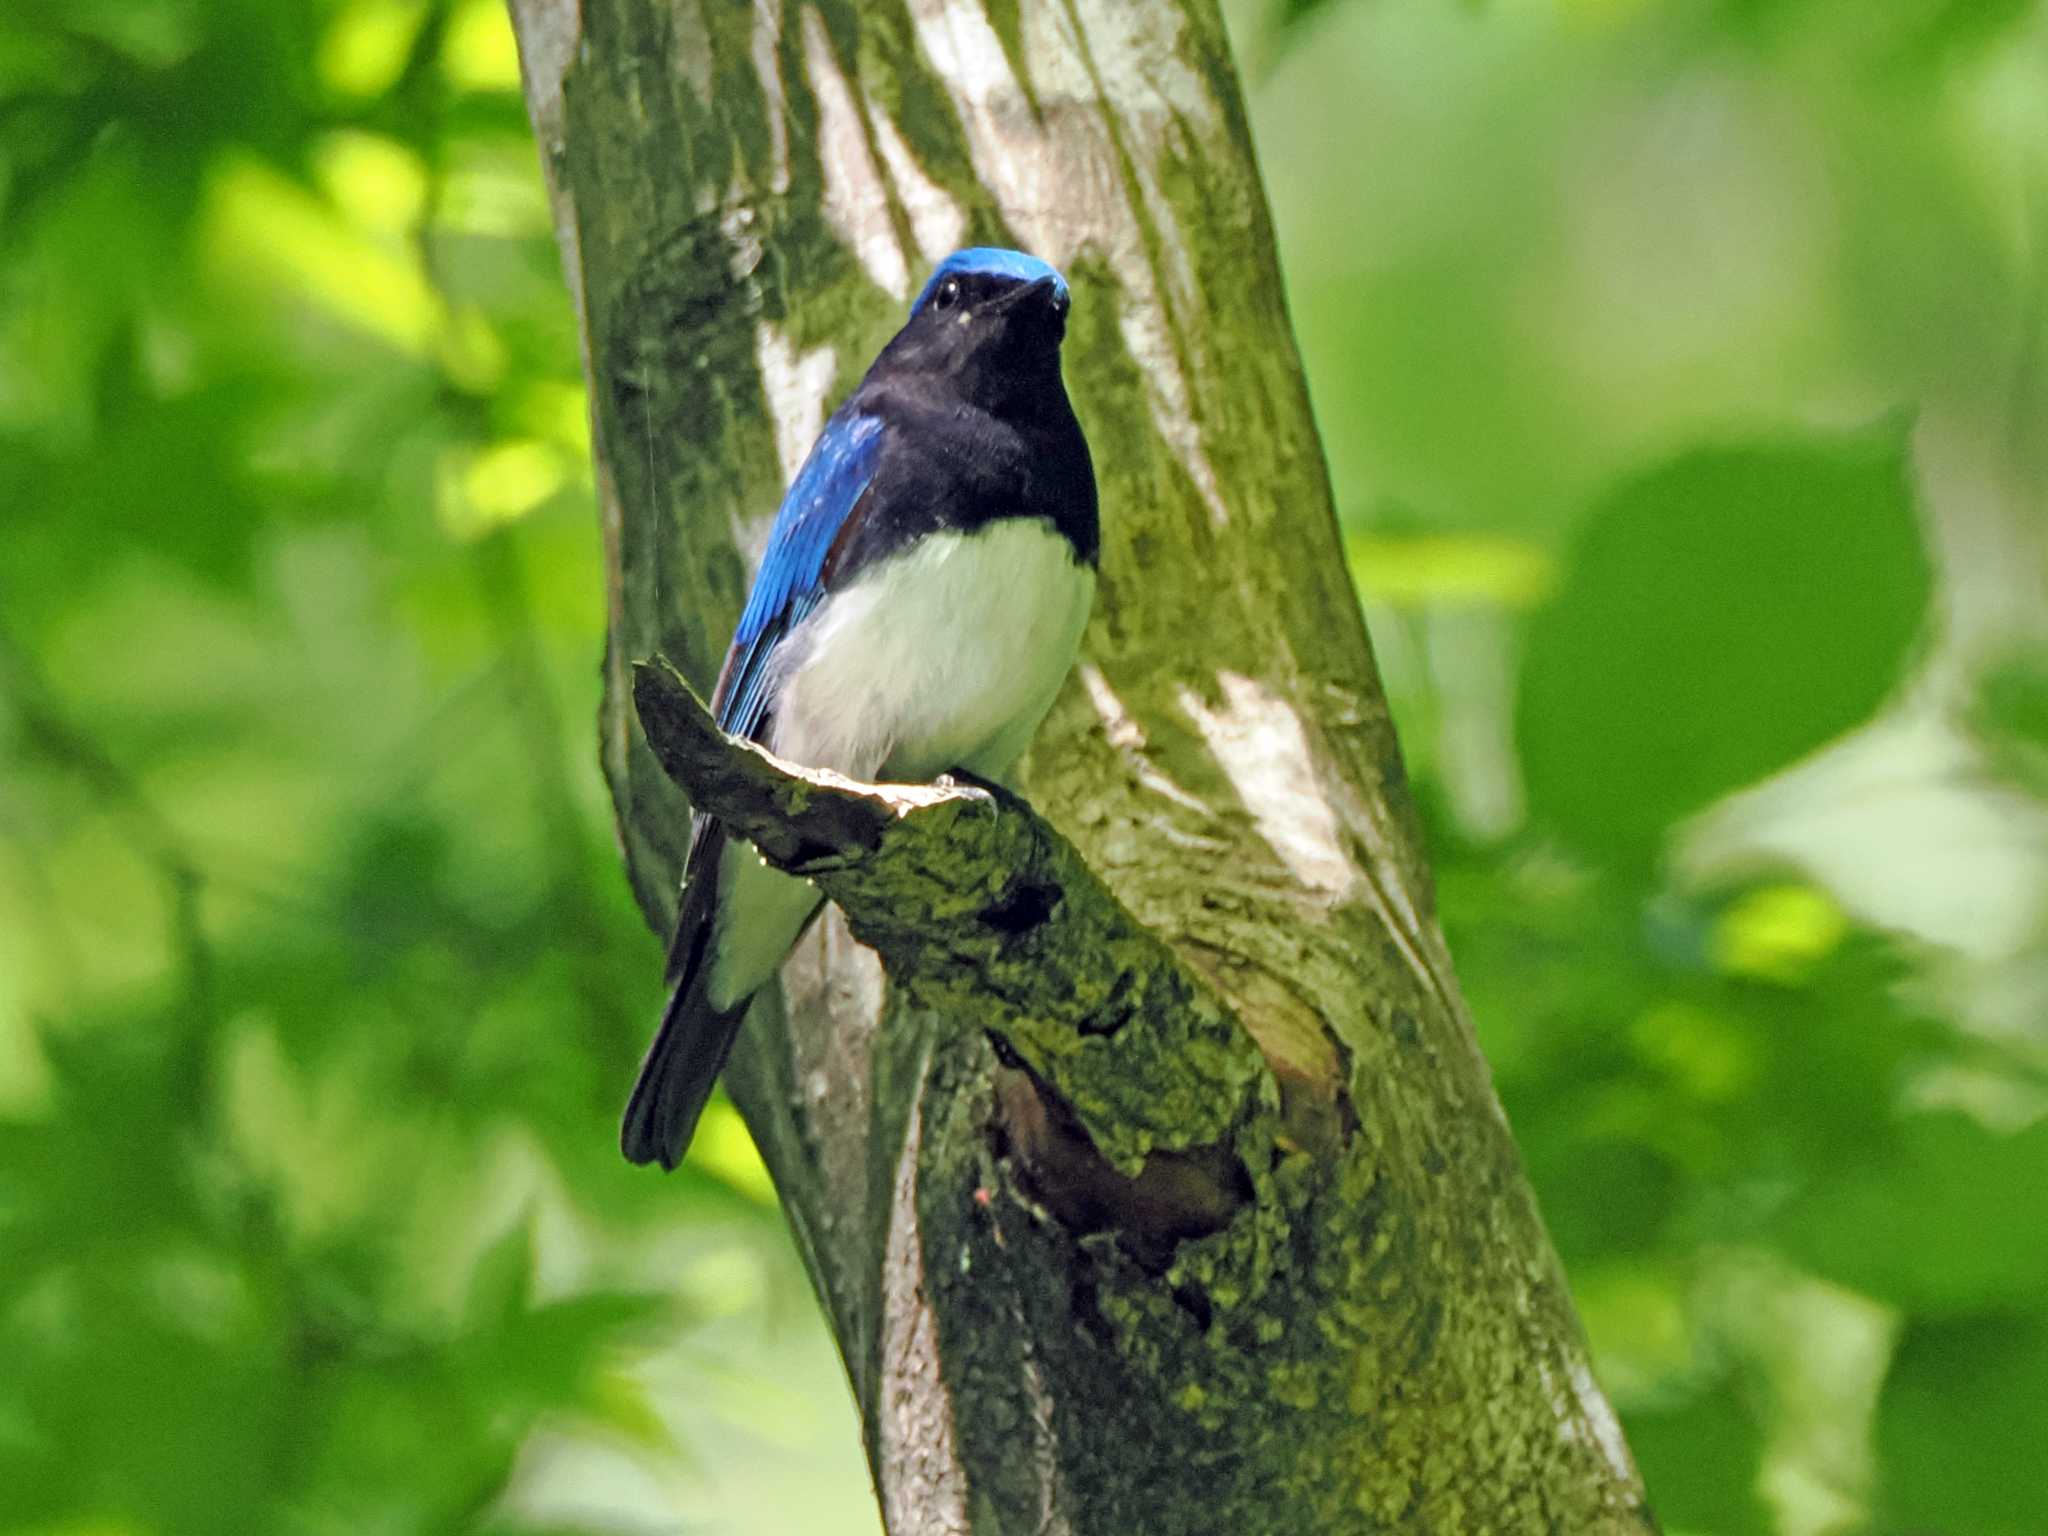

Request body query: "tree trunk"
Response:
[509, 1, 1656, 1529]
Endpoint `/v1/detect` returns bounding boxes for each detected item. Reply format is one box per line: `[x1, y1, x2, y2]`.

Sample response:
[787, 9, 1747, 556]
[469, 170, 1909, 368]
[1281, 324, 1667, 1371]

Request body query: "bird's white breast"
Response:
[768, 516, 1095, 784]
[703, 516, 1090, 1006]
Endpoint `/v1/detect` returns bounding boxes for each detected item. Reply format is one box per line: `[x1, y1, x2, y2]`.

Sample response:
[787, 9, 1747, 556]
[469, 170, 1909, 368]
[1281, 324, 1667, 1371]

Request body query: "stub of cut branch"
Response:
[631, 655, 1277, 1234]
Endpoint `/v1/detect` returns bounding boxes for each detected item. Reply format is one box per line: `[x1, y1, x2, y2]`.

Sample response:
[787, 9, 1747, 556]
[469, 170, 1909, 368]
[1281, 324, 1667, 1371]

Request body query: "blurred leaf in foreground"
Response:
[1622, 1370, 1774, 1536]
[1517, 425, 1933, 862]
[1776, 1111, 2048, 1316]
[1876, 1311, 2048, 1536]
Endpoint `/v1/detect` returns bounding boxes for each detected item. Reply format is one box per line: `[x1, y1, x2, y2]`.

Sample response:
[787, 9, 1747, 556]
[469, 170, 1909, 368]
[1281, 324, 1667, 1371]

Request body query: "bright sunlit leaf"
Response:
[318, 0, 429, 98]
[1712, 883, 1850, 983]
[312, 130, 429, 237]
[513, 379, 593, 456]
[1346, 532, 1558, 609]
[691, 1099, 779, 1204]
[441, 0, 523, 92]
[202, 153, 438, 354]
[438, 439, 566, 538]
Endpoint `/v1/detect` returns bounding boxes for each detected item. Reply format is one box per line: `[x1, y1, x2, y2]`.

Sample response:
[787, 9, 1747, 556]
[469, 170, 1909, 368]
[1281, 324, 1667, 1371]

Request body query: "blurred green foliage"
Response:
[1, 0, 2044, 1533]
[1259, 1, 2048, 1532]
[1516, 427, 1933, 861]
[0, 2, 856, 1532]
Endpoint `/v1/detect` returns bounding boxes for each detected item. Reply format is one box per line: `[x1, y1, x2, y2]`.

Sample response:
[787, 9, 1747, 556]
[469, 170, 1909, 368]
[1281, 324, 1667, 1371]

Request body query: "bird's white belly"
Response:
[768, 516, 1095, 784]
[704, 517, 1090, 1007]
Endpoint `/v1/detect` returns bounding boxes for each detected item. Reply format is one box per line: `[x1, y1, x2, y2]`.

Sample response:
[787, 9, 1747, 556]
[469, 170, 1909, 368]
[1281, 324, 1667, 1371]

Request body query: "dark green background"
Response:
[3, 0, 2045, 1531]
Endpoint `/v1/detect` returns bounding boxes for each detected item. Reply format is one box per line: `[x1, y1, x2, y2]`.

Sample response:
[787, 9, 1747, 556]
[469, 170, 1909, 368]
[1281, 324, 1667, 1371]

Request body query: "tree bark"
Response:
[510, 1, 1657, 1530]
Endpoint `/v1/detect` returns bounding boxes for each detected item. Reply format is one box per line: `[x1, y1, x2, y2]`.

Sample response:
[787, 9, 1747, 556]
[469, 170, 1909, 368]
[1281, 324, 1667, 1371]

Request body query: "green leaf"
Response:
[1517, 427, 1932, 860]
[1624, 1373, 1773, 1536]
[1876, 1312, 2048, 1536]
[1775, 1111, 2048, 1314]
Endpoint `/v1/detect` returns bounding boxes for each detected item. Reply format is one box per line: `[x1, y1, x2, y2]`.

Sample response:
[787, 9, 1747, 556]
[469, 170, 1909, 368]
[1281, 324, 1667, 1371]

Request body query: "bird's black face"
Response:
[886, 269, 1072, 403]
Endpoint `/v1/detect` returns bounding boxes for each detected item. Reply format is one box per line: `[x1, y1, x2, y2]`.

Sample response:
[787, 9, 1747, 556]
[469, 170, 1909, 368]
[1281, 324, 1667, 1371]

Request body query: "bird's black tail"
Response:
[621, 822, 748, 1170]
[620, 955, 750, 1170]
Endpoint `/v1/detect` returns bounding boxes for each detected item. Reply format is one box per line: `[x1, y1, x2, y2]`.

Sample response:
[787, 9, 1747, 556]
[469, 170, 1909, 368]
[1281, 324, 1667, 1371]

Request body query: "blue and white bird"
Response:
[623, 247, 1099, 1170]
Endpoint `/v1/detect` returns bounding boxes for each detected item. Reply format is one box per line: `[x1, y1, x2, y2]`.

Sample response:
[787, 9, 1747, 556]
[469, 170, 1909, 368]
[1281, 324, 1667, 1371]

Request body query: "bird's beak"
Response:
[997, 274, 1065, 315]
[994, 275, 1069, 343]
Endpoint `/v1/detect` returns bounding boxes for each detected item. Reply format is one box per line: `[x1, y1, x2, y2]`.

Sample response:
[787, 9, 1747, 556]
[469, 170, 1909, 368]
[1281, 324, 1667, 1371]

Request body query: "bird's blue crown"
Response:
[912, 247, 1068, 316]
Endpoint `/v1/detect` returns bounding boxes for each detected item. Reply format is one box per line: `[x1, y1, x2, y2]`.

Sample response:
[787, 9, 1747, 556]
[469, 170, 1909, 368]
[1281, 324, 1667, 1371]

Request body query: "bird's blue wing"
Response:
[631, 412, 881, 1168]
[714, 412, 885, 740]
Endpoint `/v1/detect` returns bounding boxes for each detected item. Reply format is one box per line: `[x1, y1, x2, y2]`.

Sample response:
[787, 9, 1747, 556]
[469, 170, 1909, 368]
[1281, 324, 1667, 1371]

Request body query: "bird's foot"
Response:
[938, 765, 1003, 795]
[936, 765, 1020, 809]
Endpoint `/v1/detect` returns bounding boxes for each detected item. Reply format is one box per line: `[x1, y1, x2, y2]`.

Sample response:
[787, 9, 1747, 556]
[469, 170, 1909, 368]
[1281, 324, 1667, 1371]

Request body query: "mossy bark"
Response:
[511, 2, 1659, 1530]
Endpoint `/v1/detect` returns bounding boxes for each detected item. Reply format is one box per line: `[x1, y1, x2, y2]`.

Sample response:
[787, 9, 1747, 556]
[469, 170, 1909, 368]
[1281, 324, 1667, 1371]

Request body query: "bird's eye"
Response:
[933, 277, 962, 312]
